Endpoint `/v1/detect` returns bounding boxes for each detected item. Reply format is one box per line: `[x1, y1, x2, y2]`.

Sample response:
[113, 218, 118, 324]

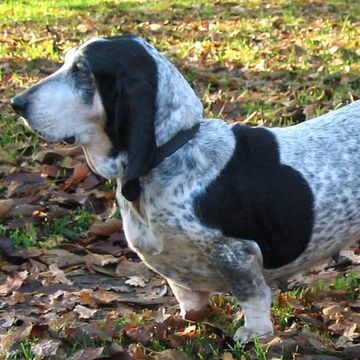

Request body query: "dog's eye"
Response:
[72, 60, 93, 90]
[72, 61, 88, 75]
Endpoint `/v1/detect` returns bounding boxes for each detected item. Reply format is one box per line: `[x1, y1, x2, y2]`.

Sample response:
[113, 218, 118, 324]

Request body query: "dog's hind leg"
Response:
[167, 279, 210, 318]
[208, 241, 273, 343]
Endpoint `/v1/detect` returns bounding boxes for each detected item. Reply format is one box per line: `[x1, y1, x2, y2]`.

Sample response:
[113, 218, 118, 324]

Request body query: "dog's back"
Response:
[268, 101, 360, 278]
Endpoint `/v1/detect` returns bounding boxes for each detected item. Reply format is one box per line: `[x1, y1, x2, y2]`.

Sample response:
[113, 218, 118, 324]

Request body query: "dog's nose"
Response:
[11, 94, 29, 116]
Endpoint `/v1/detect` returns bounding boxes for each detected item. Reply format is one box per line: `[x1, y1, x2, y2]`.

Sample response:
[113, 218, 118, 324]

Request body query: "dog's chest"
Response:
[119, 199, 225, 292]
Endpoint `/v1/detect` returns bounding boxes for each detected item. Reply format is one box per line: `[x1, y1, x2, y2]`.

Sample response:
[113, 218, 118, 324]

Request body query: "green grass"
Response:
[0, 0, 108, 24]
[43, 208, 93, 242]
[331, 271, 359, 294]
[3, 0, 360, 124]
[6, 337, 35, 360]
[0, 208, 93, 249]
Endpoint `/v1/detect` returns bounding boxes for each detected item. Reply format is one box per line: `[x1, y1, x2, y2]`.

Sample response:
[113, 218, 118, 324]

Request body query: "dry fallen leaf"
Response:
[68, 347, 104, 360]
[155, 349, 192, 360]
[0, 199, 15, 218]
[64, 163, 89, 188]
[0, 323, 32, 355]
[116, 259, 152, 280]
[222, 353, 236, 360]
[125, 276, 146, 288]
[0, 270, 28, 295]
[39, 248, 84, 267]
[48, 263, 73, 285]
[31, 339, 61, 358]
[74, 304, 97, 319]
[88, 218, 122, 236]
[85, 253, 119, 268]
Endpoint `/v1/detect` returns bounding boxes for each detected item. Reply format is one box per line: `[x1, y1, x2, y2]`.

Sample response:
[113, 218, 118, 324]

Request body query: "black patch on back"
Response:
[194, 124, 314, 269]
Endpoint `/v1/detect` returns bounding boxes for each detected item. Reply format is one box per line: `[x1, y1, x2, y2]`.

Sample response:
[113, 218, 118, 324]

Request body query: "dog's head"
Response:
[11, 36, 203, 200]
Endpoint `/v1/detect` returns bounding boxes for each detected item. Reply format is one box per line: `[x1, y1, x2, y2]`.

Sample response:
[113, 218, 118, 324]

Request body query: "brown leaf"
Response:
[184, 308, 212, 322]
[0, 270, 28, 295]
[41, 164, 63, 178]
[73, 304, 97, 319]
[31, 339, 61, 358]
[303, 103, 318, 119]
[0, 311, 16, 329]
[125, 326, 156, 347]
[86, 253, 119, 269]
[322, 304, 346, 321]
[48, 263, 73, 285]
[4, 172, 46, 198]
[80, 291, 98, 308]
[68, 347, 104, 360]
[0, 236, 16, 256]
[0, 323, 32, 355]
[125, 315, 187, 346]
[109, 343, 135, 359]
[88, 218, 122, 237]
[10, 247, 42, 258]
[35, 145, 82, 163]
[299, 356, 342, 360]
[155, 349, 192, 360]
[8, 204, 43, 218]
[80, 173, 101, 190]
[116, 260, 152, 280]
[125, 276, 146, 288]
[39, 248, 84, 267]
[347, 298, 360, 311]
[93, 288, 123, 304]
[128, 343, 154, 360]
[64, 163, 89, 188]
[334, 323, 358, 349]
[29, 324, 49, 338]
[86, 238, 126, 257]
[0, 199, 15, 218]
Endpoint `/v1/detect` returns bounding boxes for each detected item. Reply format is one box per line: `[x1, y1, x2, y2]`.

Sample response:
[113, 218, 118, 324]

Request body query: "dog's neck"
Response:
[152, 53, 204, 146]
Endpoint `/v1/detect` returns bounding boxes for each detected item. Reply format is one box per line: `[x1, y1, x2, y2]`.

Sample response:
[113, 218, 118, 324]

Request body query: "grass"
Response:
[331, 271, 359, 295]
[0, 208, 93, 248]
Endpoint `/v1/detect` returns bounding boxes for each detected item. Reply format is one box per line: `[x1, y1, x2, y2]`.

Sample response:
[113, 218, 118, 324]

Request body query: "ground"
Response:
[0, 0, 359, 359]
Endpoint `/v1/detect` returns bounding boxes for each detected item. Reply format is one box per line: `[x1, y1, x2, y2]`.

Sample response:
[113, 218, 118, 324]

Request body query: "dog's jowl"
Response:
[12, 36, 360, 343]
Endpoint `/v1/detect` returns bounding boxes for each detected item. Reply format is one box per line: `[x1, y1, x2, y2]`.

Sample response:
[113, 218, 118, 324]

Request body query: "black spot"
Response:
[194, 124, 314, 269]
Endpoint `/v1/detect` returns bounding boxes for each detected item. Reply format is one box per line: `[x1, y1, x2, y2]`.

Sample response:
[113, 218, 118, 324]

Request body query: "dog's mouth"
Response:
[17, 115, 78, 145]
[18, 116, 31, 128]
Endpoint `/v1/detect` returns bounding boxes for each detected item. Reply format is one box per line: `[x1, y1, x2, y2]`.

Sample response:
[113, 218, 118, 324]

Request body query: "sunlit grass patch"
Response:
[331, 271, 359, 293]
[0, 0, 107, 24]
[0, 208, 94, 249]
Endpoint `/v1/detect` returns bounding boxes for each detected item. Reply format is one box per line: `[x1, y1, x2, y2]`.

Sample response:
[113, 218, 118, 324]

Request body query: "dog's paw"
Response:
[233, 326, 273, 344]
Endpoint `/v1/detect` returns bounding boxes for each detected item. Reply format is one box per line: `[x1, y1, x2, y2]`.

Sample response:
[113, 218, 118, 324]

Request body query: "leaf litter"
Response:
[1, 0, 360, 359]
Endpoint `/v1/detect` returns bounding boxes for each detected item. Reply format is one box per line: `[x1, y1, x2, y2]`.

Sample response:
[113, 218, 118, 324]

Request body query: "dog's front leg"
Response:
[208, 242, 273, 343]
[167, 279, 210, 318]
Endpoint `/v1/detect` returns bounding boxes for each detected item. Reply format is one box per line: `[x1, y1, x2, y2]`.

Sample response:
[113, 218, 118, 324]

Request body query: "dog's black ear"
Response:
[117, 77, 157, 202]
[83, 37, 158, 201]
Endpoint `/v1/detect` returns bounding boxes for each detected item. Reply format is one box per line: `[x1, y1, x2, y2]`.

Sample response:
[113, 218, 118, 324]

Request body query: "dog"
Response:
[11, 36, 360, 343]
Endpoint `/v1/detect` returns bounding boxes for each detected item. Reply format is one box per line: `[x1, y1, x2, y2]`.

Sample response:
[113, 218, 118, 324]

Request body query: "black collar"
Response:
[154, 123, 200, 168]
[121, 123, 200, 201]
